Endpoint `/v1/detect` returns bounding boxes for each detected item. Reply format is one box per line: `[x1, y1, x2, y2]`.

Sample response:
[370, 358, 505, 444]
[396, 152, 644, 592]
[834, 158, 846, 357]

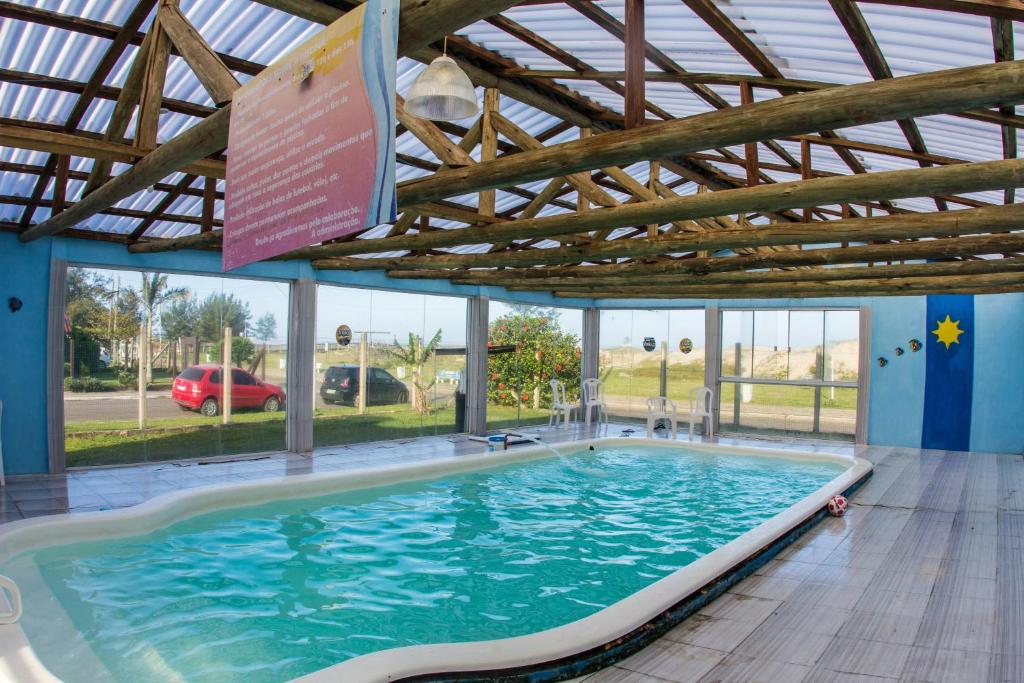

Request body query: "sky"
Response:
[81, 267, 858, 351]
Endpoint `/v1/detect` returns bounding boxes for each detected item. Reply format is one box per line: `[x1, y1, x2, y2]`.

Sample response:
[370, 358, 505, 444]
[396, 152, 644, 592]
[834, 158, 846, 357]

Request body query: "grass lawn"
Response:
[66, 404, 531, 468]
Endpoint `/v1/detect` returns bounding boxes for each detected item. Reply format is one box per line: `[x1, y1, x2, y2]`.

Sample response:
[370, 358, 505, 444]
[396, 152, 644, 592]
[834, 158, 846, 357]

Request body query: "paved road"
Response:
[64, 384, 459, 423]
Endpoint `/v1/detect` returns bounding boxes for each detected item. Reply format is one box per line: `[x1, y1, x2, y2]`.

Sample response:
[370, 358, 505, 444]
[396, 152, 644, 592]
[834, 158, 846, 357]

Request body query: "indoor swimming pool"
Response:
[0, 440, 869, 682]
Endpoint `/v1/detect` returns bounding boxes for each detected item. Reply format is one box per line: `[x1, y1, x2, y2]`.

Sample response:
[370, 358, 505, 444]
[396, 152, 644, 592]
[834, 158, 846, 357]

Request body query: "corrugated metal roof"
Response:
[0, 0, 1019, 244]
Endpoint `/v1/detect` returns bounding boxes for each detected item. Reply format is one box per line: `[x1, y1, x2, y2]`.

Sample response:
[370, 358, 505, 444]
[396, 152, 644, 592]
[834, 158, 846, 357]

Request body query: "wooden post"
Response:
[358, 331, 368, 415]
[801, 138, 812, 223]
[624, 0, 646, 129]
[222, 326, 232, 425]
[480, 88, 500, 217]
[136, 12, 170, 151]
[201, 176, 216, 233]
[577, 127, 592, 213]
[138, 322, 148, 431]
[647, 160, 659, 238]
[740, 80, 758, 189]
[52, 154, 69, 215]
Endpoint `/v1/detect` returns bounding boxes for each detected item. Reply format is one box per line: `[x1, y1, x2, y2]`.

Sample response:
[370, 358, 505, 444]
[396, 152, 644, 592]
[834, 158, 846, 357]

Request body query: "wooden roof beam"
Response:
[381, 231, 1024, 280]
[393, 61, 1024, 209]
[17, 0, 523, 243]
[18, 0, 157, 226]
[306, 198, 1024, 268]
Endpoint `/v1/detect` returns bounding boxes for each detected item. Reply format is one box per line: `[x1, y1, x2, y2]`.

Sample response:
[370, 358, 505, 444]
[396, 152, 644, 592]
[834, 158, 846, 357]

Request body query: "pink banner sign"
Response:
[222, 0, 398, 271]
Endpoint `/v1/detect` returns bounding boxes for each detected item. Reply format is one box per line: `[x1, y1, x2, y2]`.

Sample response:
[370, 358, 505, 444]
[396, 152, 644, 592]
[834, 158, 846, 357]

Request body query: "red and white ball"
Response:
[827, 495, 849, 517]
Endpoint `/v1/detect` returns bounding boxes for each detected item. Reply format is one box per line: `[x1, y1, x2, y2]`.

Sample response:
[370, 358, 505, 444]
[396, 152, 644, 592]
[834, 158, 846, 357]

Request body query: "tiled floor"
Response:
[2, 426, 1021, 682]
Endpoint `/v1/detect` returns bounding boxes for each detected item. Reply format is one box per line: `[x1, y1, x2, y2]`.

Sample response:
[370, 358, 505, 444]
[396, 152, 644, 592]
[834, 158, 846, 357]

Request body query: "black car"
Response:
[320, 365, 409, 406]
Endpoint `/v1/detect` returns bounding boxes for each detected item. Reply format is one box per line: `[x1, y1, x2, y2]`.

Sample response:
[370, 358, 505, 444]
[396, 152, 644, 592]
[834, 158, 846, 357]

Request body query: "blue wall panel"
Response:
[921, 295, 974, 451]
[0, 233, 52, 474]
[867, 297, 926, 449]
[971, 293, 1024, 454]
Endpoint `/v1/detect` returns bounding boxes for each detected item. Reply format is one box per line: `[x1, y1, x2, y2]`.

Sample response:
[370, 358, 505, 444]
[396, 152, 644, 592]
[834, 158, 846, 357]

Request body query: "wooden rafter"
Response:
[17, 0, 158, 226]
[991, 16, 1017, 204]
[828, 0, 948, 211]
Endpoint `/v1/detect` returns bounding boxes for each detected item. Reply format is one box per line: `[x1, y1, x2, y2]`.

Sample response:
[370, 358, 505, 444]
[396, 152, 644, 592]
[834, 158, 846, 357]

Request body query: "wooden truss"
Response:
[2, 0, 1024, 297]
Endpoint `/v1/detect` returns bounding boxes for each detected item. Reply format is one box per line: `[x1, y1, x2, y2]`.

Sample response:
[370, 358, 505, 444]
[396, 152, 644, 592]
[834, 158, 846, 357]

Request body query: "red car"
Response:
[171, 365, 285, 416]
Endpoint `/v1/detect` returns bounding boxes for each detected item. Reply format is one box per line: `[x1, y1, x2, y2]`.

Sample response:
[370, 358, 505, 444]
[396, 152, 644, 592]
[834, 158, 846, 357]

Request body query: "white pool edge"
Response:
[0, 438, 870, 683]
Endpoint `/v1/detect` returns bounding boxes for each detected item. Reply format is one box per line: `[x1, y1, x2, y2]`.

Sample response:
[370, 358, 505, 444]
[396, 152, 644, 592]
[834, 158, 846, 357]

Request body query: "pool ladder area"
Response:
[0, 575, 22, 624]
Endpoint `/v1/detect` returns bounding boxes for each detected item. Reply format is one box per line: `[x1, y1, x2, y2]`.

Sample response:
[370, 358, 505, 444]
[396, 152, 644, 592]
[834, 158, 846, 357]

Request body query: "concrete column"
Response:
[703, 305, 721, 437]
[287, 280, 316, 454]
[46, 259, 67, 473]
[581, 306, 600, 419]
[855, 304, 872, 445]
[465, 295, 489, 435]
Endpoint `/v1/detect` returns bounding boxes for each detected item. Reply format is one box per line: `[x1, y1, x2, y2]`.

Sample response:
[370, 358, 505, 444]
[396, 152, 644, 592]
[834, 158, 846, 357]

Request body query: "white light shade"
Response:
[404, 55, 479, 121]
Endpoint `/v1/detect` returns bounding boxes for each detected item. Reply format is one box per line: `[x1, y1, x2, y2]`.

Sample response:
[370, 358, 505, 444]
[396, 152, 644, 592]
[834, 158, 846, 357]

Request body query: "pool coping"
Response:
[0, 438, 871, 683]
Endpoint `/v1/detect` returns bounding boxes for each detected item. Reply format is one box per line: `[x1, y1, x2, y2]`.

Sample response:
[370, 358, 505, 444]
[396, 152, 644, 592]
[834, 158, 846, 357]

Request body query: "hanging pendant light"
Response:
[404, 37, 479, 121]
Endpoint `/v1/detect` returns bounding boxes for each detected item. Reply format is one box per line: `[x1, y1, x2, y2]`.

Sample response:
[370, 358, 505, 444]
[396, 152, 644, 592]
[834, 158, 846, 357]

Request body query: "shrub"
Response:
[212, 336, 256, 366]
[64, 377, 111, 393]
[117, 369, 138, 388]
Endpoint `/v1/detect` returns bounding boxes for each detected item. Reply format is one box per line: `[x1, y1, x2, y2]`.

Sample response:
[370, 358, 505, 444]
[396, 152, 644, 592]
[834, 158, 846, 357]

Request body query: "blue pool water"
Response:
[2, 446, 845, 682]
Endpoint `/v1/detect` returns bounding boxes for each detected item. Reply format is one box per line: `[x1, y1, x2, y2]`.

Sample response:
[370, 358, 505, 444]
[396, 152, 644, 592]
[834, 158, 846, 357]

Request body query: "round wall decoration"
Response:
[643, 337, 656, 352]
[335, 324, 353, 346]
[679, 338, 693, 354]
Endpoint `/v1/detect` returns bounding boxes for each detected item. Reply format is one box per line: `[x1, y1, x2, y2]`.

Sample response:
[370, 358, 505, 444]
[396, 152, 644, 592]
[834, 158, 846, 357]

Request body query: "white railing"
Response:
[0, 575, 22, 624]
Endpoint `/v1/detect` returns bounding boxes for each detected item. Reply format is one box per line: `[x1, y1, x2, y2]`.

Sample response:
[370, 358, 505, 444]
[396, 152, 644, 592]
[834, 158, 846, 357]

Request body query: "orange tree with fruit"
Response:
[487, 307, 581, 409]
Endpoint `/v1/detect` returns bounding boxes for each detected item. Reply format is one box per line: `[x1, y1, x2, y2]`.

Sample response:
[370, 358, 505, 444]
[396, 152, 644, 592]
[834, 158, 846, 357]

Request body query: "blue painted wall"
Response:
[866, 297, 926, 449]
[867, 293, 1024, 454]
[971, 293, 1024, 454]
[0, 234, 52, 474]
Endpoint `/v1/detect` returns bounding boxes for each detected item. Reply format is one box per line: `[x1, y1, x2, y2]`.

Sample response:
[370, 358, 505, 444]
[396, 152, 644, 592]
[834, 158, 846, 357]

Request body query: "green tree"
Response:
[384, 329, 442, 414]
[65, 269, 110, 374]
[140, 273, 187, 381]
[488, 310, 581, 408]
[161, 297, 199, 339]
[213, 336, 256, 366]
[196, 292, 252, 342]
[252, 313, 277, 344]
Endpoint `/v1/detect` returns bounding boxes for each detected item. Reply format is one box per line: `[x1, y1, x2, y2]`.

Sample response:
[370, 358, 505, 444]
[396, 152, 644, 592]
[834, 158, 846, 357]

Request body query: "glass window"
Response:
[717, 308, 859, 441]
[752, 310, 788, 380]
[487, 303, 583, 431]
[179, 367, 205, 381]
[825, 310, 860, 383]
[599, 309, 706, 425]
[63, 267, 289, 467]
[788, 311, 824, 381]
[232, 369, 254, 385]
[314, 285, 467, 453]
[720, 310, 753, 377]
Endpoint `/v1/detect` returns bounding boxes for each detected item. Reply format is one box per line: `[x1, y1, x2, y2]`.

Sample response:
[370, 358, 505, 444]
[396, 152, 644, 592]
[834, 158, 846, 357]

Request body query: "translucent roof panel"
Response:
[0, 0, 1019, 247]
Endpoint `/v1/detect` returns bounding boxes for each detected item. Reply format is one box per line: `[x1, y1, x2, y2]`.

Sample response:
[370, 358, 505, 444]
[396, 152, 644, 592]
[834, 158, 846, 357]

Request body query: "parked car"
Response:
[320, 365, 408, 406]
[171, 364, 285, 416]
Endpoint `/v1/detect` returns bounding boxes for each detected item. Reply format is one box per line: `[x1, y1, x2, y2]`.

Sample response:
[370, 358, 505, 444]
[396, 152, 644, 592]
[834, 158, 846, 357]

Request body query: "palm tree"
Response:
[140, 272, 187, 382]
[384, 329, 442, 415]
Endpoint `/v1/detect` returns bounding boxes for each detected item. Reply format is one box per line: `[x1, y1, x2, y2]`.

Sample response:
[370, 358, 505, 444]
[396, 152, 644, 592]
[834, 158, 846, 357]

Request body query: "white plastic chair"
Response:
[646, 396, 678, 439]
[548, 379, 574, 428]
[689, 386, 714, 440]
[581, 378, 608, 426]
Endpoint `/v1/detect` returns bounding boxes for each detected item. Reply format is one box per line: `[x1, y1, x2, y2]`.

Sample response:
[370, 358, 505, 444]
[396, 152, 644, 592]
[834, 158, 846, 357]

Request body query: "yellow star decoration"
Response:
[932, 314, 965, 349]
